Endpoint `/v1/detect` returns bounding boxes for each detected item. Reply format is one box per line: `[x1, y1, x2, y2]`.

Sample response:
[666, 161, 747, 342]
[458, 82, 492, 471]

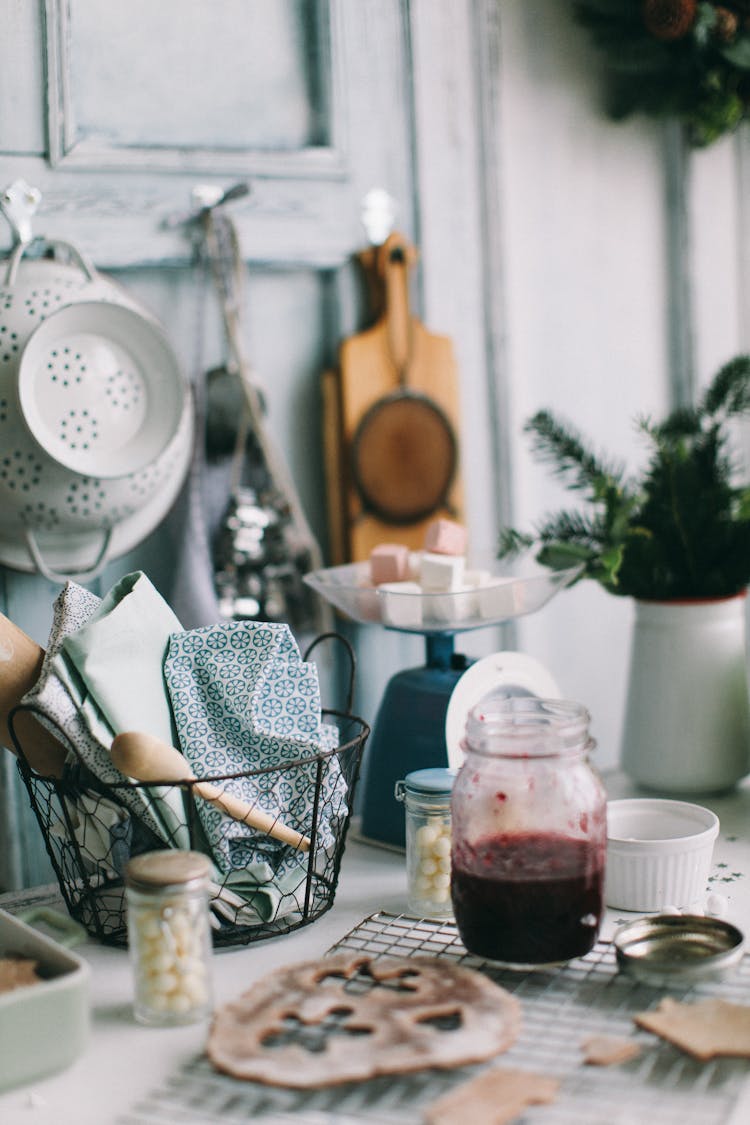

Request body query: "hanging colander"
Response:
[0, 237, 193, 583]
[17, 301, 185, 479]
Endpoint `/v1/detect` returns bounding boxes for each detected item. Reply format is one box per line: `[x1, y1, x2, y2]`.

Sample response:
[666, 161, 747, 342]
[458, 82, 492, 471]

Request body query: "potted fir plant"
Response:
[499, 355, 750, 792]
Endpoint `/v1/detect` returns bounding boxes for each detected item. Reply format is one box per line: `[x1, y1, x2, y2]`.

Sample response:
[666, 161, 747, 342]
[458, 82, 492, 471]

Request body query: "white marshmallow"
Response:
[419, 551, 465, 592]
[407, 551, 423, 580]
[379, 581, 423, 628]
[475, 574, 519, 620]
[421, 586, 476, 625]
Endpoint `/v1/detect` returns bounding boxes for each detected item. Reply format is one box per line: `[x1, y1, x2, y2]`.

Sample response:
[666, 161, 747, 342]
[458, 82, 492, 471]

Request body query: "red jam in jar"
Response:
[450, 698, 606, 966]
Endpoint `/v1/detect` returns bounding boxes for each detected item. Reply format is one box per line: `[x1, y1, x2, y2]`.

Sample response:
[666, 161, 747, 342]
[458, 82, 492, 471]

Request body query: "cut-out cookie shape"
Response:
[581, 1035, 642, 1066]
[635, 997, 750, 1061]
[207, 953, 521, 1087]
[424, 1065, 559, 1125]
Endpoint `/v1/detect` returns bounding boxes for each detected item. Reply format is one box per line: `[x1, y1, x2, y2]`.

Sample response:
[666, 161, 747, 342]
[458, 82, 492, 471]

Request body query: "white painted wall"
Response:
[492, 2, 750, 769]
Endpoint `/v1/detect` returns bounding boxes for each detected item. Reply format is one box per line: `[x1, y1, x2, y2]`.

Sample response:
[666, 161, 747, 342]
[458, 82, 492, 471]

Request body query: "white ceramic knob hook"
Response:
[361, 188, 397, 246]
[0, 179, 41, 246]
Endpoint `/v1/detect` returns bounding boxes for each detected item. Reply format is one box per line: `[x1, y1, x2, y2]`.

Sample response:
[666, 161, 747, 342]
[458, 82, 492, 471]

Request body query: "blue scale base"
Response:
[358, 634, 471, 849]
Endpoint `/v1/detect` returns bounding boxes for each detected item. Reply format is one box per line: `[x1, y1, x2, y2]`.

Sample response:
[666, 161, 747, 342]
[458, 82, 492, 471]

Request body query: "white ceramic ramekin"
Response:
[605, 798, 719, 912]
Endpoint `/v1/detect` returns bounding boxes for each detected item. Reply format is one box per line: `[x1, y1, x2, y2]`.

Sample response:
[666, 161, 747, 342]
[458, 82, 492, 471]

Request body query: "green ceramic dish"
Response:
[0, 907, 90, 1092]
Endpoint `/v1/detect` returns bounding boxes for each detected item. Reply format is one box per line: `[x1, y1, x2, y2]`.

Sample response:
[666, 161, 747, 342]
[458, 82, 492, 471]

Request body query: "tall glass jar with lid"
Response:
[395, 767, 455, 918]
[125, 849, 214, 1026]
[450, 697, 606, 967]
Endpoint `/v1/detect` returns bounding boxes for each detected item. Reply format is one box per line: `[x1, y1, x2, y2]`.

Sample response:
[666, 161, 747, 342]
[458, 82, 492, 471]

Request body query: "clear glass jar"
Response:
[451, 697, 606, 967]
[395, 767, 455, 918]
[125, 850, 214, 1026]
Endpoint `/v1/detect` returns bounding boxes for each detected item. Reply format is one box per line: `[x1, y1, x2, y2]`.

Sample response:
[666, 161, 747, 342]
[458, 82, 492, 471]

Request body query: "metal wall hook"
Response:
[1, 179, 42, 247]
[162, 181, 251, 231]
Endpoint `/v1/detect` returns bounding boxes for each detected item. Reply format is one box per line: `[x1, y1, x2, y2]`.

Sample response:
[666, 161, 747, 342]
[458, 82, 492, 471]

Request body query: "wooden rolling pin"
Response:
[111, 731, 311, 853]
[0, 612, 68, 778]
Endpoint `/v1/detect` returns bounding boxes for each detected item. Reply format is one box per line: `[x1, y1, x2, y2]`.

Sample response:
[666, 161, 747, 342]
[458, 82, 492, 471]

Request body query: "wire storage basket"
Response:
[8, 634, 369, 949]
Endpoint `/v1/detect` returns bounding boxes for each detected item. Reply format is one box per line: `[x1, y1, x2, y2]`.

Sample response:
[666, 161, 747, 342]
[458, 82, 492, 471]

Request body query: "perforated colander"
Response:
[0, 237, 193, 582]
[18, 302, 185, 479]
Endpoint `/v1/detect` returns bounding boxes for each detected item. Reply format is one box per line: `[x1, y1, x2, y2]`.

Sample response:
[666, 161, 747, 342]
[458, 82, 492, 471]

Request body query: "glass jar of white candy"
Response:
[395, 768, 455, 918]
[125, 850, 213, 1026]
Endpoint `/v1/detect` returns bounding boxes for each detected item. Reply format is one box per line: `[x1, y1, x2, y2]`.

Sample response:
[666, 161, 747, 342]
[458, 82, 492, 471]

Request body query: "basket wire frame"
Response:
[8, 632, 369, 948]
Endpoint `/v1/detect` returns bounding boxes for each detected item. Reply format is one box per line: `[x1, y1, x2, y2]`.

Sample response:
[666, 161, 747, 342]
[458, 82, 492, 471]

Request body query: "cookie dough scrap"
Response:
[0, 956, 40, 994]
[581, 1035, 642, 1066]
[424, 1066, 560, 1125]
[208, 953, 521, 1088]
[634, 997, 750, 1061]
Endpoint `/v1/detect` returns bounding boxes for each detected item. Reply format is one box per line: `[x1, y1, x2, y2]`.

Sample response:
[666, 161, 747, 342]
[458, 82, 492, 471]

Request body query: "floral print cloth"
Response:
[163, 620, 345, 878]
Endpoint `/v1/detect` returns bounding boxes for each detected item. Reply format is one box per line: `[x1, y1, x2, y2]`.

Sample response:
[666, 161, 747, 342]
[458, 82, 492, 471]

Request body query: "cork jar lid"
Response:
[125, 849, 212, 892]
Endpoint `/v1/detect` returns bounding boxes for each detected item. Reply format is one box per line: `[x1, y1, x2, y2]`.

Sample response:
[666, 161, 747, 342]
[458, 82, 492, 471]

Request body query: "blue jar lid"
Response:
[403, 767, 456, 796]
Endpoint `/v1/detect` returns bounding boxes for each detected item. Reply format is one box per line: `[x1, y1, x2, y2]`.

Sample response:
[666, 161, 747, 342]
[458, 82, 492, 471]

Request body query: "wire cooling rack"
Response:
[119, 911, 750, 1124]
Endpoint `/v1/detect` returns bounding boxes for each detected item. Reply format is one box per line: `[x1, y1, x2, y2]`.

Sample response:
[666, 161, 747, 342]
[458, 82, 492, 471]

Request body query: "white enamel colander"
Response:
[0, 238, 193, 582]
[17, 301, 185, 479]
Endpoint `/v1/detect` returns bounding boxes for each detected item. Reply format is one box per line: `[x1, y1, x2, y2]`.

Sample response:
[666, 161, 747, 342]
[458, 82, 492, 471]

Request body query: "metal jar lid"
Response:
[614, 914, 745, 985]
[125, 850, 212, 894]
[394, 767, 456, 802]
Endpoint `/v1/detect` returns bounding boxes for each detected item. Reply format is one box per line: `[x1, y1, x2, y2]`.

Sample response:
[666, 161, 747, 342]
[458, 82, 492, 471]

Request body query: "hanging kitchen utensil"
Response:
[350, 238, 457, 522]
[17, 301, 185, 479]
[327, 230, 464, 563]
[198, 201, 324, 632]
[204, 362, 266, 462]
[0, 218, 193, 583]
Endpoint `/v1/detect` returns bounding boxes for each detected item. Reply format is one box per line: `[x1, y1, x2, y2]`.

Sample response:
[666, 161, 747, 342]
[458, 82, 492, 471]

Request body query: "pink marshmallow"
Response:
[423, 518, 467, 556]
[369, 542, 411, 585]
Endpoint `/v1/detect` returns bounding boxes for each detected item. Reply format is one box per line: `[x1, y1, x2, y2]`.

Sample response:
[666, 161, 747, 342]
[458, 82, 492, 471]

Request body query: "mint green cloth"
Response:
[51, 571, 189, 849]
[61, 572, 181, 746]
[210, 865, 314, 925]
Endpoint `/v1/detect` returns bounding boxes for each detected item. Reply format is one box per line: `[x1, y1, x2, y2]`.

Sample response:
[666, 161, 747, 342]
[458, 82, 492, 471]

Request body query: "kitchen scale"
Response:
[304, 556, 580, 848]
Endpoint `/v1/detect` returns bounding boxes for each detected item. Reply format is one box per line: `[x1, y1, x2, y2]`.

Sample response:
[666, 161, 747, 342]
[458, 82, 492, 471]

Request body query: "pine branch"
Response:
[503, 355, 750, 598]
[524, 411, 627, 501]
[640, 408, 701, 441]
[534, 508, 608, 550]
[497, 527, 534, 560]
[574, 0, 750, 146]
[701, 354, 750, 417]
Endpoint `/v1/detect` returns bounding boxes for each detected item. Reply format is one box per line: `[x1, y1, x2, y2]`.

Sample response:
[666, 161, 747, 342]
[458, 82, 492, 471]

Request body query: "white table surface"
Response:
[3, 775, 750, 1124]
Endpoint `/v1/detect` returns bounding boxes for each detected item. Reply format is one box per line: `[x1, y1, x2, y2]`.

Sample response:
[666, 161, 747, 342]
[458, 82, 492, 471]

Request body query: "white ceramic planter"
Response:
[621, 594, 750, 793]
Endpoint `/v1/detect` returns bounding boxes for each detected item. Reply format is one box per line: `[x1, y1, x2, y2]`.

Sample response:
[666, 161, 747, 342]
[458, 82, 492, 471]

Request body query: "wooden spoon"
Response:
[0, 612, 67, 778]
[110, 731, 311, 853]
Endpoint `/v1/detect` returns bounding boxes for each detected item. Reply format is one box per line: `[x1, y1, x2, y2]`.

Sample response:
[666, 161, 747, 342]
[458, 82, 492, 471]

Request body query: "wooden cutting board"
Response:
[324, 232, 463, 563]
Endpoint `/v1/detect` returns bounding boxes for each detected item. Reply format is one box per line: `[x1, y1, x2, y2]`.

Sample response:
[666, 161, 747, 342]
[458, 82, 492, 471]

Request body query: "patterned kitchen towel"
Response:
[35, 578, 190, 849]
[163, 620, 347, 884]
[248, 653, 324, 740]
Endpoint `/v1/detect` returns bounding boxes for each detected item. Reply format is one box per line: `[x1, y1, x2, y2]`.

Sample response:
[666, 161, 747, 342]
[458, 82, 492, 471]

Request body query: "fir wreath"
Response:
[575, 0, 750, 146]
[498, 356, 750, 600]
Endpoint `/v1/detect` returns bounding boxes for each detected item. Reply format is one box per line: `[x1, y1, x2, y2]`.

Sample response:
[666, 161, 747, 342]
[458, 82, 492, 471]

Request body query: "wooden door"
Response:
[0, 0, 502, 886]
